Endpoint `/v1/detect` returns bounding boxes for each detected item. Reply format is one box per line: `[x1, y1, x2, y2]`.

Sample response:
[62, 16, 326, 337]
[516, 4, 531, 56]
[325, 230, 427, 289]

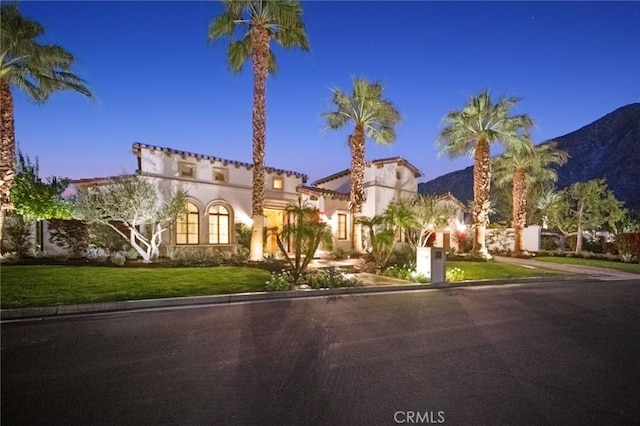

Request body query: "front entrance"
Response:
[263, 208, 283, 255]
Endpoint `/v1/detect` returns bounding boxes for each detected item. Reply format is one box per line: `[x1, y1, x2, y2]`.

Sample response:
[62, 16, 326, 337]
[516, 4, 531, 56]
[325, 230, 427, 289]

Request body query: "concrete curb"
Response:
[0, 275, 587, 321]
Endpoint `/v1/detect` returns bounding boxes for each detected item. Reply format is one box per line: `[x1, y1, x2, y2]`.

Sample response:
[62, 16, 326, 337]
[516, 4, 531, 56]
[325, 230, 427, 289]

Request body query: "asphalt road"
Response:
[2, 280, 640, 425]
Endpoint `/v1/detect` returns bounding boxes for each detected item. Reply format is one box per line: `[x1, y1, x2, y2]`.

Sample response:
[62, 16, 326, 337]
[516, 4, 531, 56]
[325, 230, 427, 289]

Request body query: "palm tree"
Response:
[437, 90, 533, 259]
[209, 0, 309, 261]
[493, 140, 568, 256]
[0, 4, 92, 250]
[322, 78, 401, 251]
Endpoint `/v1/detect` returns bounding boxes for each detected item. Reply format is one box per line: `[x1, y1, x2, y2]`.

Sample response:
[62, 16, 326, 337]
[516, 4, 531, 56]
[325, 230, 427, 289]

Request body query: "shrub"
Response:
[265, 270, 294, 291]
[382, 264, 429, 283]
[582, 238, 604, 254]
[235, 223, 251, 250]
[167, 246, 219, 266]
[614, 233, 640, 262]
[88, 222, 130, 253]
[387, 244, 414, 267]
[453, 230, 471, 253]
[306, 267, 362, 289]
[124, 248, 139, 260]
[30, 247, 48, 258]
[1, 252, 20, 263]
[86, 245, 108, 262]
[446, 267, 465, 282]
[602, 241, 618, 255]
[5, 215, 32, 259]
[110, 252, 127, 266]
[47, 219, 89, 258]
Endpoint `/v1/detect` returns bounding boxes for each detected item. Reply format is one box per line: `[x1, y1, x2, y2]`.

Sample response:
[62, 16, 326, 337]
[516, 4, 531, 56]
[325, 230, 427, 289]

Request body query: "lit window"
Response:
[176, 202, 199, 244]
[209, 205, 230, 244]
[272, 177, 283, 190]
[337, 213, 347, 240]
[179, 162, 196, 178]
[213, 168, 227, 182]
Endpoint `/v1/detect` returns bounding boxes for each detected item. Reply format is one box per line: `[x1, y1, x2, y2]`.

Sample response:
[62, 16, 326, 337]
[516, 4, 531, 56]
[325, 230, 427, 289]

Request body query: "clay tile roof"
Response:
[132, 142, 308, 182]
[296, 185, 350, 200]
[311, 156, 422, 186]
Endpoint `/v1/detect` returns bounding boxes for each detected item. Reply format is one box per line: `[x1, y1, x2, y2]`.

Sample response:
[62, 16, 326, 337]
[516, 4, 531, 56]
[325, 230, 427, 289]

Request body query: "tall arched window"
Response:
[176, 202, 199, 244]
[209, 205, 230, 244]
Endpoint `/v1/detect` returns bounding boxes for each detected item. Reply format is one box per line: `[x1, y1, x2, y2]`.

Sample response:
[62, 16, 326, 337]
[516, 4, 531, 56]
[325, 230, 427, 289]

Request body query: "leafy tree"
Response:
[10, 151, 72, 221]
[1, 3, 92, 247]
[613, 209, 640, 233]
[322, 78, 401, 251]
[437, 90, 533, 259]
[47, 219, 89, 258]
[209, 0, 309, 261]
[357, 215, 396, 271]
[73, 177, 188, 262]
[540, 179, 626, 253]
[385, 194, 457, 254]
[492, 140, 568, 255]
[268, 198, 332, 283]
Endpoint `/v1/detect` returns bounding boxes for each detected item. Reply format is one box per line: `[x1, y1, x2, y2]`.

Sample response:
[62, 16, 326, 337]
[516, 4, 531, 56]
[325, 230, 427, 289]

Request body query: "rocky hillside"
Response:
[419, 103, 640, 209]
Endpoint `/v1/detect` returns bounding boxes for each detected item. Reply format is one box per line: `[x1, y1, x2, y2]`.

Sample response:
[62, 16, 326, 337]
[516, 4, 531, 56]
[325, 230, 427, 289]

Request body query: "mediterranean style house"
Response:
[35, 142, 468, 257]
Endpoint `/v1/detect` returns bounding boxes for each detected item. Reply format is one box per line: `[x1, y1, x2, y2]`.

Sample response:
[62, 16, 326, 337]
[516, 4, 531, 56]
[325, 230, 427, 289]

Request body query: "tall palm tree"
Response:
[209, 0, 309, 261]
[493, 140, 568, 256]
[437, 90, 533, 259]
[322, 78, 401, 251]
[0, 4, 92, 249]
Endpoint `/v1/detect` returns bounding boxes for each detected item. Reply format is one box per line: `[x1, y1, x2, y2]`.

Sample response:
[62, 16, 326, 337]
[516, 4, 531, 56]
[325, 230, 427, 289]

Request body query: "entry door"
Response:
[263, 209, 283, 255]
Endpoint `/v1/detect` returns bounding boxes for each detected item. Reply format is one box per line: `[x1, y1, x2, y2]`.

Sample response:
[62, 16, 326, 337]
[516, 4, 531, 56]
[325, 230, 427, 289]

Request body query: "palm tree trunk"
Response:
[248, 25, 270, 261]
[472, 138, 491, 258]
[0, 77, 16, 251]
[350, 127, 365, 252]
[512, 168, 527, 256]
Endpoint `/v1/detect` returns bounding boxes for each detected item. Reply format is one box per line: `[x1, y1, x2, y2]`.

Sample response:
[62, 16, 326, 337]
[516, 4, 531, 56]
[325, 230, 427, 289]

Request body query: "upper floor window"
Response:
[179, 162, 196, 178]
[209, 205, 230, 244]
[213, 168, 228, 183]
[272, 177, 283, 190]
[176, 202, 199, 245]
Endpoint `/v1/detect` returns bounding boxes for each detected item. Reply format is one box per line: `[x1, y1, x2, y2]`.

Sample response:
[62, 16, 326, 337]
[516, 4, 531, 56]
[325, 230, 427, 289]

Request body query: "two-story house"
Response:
[37, 142, 467, 257]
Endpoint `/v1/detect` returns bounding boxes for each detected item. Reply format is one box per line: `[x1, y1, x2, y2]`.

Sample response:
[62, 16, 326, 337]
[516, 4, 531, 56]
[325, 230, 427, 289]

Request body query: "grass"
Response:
[447, 260, 566, 281]
[0, 259, 569, 310]
[0, 265, 270, 309]
[534, 256, 640, 274]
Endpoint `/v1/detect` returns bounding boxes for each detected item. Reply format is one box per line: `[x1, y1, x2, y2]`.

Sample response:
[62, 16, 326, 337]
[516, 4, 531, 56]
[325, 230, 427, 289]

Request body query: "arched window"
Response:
[176, 202, 199, 245]
[209, 205, 230, 244]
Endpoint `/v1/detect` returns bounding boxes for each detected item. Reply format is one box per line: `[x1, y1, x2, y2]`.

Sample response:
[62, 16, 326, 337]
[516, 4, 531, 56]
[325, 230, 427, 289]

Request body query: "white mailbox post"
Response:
[416, 247, 447, 284]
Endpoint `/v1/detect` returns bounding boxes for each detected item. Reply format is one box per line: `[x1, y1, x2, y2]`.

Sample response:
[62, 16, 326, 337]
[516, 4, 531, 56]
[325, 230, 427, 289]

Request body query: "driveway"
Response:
[2, 279, 639, 425]
[494, 255, 640, 280]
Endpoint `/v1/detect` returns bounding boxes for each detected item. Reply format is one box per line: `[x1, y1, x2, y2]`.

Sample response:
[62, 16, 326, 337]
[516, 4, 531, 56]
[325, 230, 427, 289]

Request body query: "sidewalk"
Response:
[494, 256, 640, 281]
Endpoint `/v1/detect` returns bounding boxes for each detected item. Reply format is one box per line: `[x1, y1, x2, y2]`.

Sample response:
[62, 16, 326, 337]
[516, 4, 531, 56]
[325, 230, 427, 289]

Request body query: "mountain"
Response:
[418, 103, 640, 209]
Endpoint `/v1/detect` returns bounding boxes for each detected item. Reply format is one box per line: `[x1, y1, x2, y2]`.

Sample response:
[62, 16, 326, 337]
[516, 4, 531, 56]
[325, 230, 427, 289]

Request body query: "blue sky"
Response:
[13, 1, 640, 184]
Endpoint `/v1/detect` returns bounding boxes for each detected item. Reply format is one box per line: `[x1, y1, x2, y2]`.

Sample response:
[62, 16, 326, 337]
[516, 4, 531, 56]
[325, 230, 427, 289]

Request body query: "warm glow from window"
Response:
[337, 213, 347, 240]
[209, 204, 230, 244]
[272, 177, 283, 190]
[176, 202, 199, 244]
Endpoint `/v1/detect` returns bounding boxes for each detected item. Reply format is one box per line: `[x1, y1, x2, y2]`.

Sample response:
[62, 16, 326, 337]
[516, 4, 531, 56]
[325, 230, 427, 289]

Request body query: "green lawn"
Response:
[535, 256, 640, 274]
[0, 265, 270, 309]
[0, 260, 568, 310]
[447, 260, 566, 281]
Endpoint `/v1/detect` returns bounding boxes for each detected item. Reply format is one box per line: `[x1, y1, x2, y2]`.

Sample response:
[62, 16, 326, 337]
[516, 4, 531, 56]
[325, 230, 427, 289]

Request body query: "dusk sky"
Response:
[13, 1, 640, 184]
